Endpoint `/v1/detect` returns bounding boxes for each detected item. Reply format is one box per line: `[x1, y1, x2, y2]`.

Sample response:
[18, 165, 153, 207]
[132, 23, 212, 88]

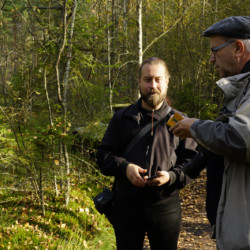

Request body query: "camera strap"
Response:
[123, 107, 173, 157]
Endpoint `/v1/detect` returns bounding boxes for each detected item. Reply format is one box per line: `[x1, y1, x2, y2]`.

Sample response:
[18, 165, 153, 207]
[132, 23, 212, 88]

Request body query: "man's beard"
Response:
[140, 89, 166, 109]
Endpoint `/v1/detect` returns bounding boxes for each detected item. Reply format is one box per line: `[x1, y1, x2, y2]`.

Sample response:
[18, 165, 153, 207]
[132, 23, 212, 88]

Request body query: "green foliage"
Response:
[199, 102, 219, 120]
[0, 175, 115, 249]
[0, 0, 249, 248]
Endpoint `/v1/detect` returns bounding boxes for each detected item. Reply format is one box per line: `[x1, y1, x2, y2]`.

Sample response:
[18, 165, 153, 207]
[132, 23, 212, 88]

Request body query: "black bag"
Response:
[93, 187, 115, 224]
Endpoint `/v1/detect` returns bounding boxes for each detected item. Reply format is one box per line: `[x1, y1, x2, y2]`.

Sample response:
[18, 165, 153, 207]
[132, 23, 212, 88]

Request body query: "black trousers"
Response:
[112, 194, 181, 250]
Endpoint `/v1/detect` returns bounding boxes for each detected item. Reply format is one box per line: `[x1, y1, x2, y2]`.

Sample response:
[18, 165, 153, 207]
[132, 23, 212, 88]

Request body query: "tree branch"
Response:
[143, 3, 196, 55]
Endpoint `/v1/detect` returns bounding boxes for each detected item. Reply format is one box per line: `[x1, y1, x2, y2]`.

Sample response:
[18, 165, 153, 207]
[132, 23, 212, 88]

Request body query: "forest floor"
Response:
[144, 171, 216, 250]
[0, 169, 216, 249]
[178, 172, 216, 250]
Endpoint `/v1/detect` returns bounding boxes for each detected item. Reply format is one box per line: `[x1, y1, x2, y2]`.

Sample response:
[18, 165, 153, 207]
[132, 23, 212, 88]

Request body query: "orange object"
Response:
[167, 113, 184, 127]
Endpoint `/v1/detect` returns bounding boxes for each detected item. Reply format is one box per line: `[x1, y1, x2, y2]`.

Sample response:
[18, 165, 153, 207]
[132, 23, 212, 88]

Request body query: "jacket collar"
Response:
[124, 98, 172, 123]
[241, 59, 250, 73]
[216, 71, 250, 111]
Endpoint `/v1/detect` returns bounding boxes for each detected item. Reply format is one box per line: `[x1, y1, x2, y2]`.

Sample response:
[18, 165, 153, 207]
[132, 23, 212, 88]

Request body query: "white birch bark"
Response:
[137, 0, 143, 66]
[137, 0, 143, 99]
[55, 0, 77, 206]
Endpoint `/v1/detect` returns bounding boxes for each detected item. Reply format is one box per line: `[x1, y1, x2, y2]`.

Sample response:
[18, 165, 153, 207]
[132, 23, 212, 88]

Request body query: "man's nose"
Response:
[150, 79, 157, 88]
[209, 54, 216, 63]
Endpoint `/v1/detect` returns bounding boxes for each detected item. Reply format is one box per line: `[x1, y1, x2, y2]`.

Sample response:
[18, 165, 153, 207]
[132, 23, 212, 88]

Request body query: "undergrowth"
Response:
[0, 175, 116, 249]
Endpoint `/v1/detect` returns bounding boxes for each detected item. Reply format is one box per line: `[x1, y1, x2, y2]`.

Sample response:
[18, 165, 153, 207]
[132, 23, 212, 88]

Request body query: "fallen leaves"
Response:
[178, 171, 216, 249]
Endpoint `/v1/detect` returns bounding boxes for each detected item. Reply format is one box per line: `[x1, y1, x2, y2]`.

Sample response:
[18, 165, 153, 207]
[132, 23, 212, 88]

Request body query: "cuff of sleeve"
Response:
[118, 161, 129, 177]
[190, 119, 200, 139]
[168, 171, 177, 186]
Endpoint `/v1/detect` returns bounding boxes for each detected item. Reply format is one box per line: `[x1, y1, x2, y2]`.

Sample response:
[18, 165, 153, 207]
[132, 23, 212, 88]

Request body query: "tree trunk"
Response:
[162, 1, 165, 32]
[44, 67, 53, 127]
[64, 0, 77, 206]
[39, 161, 46, 217]
[55, 0, 71, 206]
[137, 0, 143, 66]
[137, 0, 143, 99]
[107, 0, 113, 113]
[54, 175, 59, 197]
[63, 0, 77, 102]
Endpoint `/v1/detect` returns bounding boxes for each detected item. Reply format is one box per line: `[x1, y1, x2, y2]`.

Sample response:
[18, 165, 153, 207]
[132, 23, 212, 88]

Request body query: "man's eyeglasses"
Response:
[211, 40, 236, 57]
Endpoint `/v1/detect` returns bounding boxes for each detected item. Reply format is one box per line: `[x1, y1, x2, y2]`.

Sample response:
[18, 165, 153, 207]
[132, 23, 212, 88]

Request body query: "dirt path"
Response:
[178, 173, 216, 249]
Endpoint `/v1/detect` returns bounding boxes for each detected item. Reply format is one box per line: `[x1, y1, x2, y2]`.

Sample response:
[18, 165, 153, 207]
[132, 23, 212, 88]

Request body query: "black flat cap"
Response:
[202, 16, 250, 39]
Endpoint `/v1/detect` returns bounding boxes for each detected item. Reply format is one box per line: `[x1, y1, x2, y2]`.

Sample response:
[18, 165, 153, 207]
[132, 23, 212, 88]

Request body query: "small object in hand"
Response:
[147, 175, 157, 181]
[167, 113, 184, 127]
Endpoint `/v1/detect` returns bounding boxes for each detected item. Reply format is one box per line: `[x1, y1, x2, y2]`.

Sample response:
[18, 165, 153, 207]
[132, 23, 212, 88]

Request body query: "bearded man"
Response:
[97, 57, 197, 250]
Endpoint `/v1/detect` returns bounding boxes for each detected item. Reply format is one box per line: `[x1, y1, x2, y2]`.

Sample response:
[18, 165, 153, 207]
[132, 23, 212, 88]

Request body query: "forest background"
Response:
[0, 0, 249, 249]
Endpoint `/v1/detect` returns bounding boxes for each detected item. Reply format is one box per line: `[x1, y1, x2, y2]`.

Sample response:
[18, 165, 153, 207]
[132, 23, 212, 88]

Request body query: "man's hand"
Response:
[126, 163, 147, 187]
[169, 118, 197, 139]
[145, 171, 170, 186]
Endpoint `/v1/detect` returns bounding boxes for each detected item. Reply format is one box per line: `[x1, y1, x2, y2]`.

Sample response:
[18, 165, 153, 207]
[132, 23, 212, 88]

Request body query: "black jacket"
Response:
[97, 98, 197, 201]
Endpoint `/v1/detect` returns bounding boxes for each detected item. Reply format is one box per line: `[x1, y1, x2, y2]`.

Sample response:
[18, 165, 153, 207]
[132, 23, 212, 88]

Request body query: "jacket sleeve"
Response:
[97, 112, 129, 177]
[183, 151, 207, 179]
[190, 98, 250, 163]
[168, 137, 198, 188]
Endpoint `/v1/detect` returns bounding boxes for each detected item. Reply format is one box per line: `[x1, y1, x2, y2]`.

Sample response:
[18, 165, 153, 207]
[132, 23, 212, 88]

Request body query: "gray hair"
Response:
[223, 37, 250, 52]
[241, 39, 250, 51]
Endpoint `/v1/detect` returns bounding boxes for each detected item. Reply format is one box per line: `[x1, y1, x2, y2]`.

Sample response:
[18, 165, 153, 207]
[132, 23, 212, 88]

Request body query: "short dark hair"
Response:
[138, 57, 170, 80]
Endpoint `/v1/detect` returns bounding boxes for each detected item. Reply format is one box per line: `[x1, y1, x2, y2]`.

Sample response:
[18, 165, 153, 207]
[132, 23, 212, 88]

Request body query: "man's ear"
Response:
[165, 77, 169, 86]
[234, 40, 244, 57]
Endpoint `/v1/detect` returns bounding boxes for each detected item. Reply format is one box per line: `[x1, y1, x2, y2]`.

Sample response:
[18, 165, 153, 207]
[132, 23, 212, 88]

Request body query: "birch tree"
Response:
[55, 0, 77, 206]
[137, 0, 143, 66]
[137, 0, 142, 99]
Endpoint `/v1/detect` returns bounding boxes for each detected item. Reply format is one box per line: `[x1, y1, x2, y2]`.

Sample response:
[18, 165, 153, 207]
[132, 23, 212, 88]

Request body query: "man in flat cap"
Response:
[170, 16, 250, 249]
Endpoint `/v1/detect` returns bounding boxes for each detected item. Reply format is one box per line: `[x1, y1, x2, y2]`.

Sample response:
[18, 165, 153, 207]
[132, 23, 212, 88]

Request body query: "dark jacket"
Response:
[97, 98, 197, 201]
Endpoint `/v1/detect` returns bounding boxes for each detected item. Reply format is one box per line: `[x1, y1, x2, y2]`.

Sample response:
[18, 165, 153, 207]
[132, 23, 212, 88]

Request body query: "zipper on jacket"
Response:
[146, 145, 150, 156]
[146, 109, 155, 171]
[151, 109, 154, 136]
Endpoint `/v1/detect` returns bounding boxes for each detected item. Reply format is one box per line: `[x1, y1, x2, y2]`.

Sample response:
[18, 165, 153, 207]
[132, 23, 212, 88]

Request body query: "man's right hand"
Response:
[126, 163, 147, 187]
